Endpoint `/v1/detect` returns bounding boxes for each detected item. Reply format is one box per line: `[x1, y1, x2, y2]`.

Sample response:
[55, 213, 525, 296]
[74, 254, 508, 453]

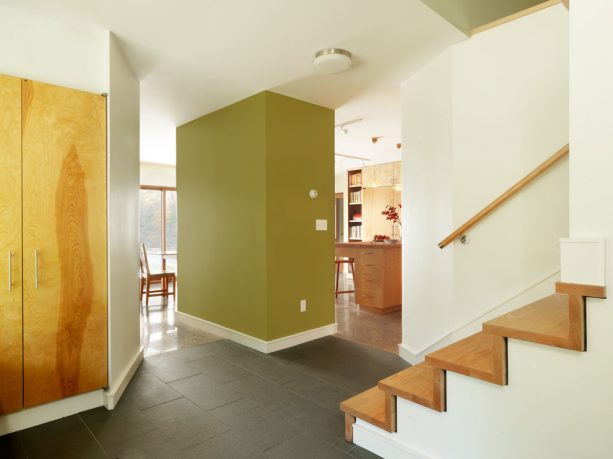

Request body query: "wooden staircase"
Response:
[340, 282, 605, 443]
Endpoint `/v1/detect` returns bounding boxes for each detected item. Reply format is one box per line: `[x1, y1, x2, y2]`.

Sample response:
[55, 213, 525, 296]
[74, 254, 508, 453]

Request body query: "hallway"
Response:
[1, 294, 408, 458]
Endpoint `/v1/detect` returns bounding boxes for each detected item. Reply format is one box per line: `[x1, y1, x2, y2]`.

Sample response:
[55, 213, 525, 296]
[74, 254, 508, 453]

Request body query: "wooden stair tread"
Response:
[340, 387, 391, 432]
[378, 363, 445, 411]
[483, 293, 584, 351]
[484, 293, 568, 340]
[426, 332, 506, 385]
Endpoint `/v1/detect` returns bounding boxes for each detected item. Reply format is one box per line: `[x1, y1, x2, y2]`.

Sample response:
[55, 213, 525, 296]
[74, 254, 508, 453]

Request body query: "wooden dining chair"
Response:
[140, 243, 176, 307]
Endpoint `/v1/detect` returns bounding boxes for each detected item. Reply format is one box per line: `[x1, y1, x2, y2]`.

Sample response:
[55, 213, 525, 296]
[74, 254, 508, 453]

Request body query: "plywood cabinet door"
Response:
[362, 166, 374, 188]
[22, 80, 108, 407]
[376, 162, 395, 187]
[0, 74, 23, 415]
[363, 187, 396, 241]
[393, 161, 401, 185]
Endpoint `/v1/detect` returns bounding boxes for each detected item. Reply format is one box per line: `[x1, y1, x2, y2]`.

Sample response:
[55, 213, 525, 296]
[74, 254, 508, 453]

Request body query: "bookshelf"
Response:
[347, 169, 363, 241]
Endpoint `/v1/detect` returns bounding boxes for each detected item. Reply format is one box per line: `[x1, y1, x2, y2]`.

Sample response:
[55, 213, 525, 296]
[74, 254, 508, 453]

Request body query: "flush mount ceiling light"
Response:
[313, 48, 352, 74]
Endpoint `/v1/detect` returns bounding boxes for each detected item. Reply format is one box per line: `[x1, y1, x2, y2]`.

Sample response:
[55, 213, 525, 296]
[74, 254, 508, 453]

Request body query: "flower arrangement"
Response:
[382, 204, 402, 240]
[382, 204, 401, 225]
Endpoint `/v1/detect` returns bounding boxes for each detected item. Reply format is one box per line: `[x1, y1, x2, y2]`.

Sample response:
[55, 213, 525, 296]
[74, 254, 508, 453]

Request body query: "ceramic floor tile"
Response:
[187, 354, 251, 384]
[18, 415, 106, 459]
[103, 429, 186, 459]
[282, 374, 355, 411]
[142, 353, 203, 383]
[79, 397, 159, 449]
[224, 374, 304, 411]
[265, 432, 354, 459]
[275, 399, 353, 452]
[182, 431, 267, 459]
[0, 433, 27, 459]
[348, 444, 383, 458]
[124, 369, 183, 409]
[169, 374, 243, 410]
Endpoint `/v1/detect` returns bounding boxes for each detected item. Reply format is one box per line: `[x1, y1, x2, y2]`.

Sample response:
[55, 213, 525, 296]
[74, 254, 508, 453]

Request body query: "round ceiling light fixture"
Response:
[313, 48, 352, 74]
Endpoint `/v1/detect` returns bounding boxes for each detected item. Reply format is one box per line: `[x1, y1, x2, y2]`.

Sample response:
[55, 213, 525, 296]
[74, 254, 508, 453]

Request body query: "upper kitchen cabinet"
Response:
[362, 161, 401, 189]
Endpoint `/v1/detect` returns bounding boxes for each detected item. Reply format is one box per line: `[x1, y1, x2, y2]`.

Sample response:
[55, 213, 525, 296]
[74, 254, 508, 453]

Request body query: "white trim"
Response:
[560, 237, 606, 286]
[0, 390, 103, 436]
[265, 323, 338, 353]
[175, 311, 337, 353]
[399, 269, 561, 362]
[353, 420, 433, 459]
[103, 348, 144, 409]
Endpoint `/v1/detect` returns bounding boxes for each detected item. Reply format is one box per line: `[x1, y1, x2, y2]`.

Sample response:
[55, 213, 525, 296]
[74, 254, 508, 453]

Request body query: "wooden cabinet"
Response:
[336, 243, 402, 313]
[361, 166, 374, 189]
[362, 161, 401, 188]
[0, 75, 107, 413]
[0, 74, 24, 415]
[362, 188, 402, 241]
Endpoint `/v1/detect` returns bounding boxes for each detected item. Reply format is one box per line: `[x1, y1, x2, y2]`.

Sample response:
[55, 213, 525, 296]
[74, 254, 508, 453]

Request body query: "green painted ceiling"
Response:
[420, 0, 548, 34]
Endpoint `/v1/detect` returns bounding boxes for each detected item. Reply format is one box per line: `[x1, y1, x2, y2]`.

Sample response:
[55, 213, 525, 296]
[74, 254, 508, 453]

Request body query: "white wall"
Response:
[402, 49, 455, 355]
[0, 6, 141, 431]
[141, 162, 176, 187]
[106, 33, 142, 408]
[401, 5, 569, 359]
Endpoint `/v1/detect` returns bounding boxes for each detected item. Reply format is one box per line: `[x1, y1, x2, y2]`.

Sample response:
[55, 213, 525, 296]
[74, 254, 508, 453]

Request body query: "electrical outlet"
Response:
[300, 299, 307, 312]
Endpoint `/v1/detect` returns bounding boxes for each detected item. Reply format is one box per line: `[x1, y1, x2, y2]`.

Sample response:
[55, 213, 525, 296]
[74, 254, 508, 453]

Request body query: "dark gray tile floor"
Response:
[1, 336, 409, 458]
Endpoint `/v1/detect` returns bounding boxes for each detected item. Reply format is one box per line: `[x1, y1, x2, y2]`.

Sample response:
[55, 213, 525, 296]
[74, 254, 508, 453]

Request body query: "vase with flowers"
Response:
[382, 204, 402, 241]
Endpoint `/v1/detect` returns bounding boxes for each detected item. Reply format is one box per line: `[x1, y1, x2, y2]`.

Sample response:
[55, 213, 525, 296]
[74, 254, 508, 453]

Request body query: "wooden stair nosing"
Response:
[378, 363, 445, 412]
[340, 386, 393, 433]
[483, 293, 585, 352]
[425, 332, 506, 386]
[555, 281, 606, 299]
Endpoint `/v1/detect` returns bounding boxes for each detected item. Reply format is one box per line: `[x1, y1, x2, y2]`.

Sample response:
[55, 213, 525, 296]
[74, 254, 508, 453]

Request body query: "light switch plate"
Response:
[300, 299, 307, 312]
[315, 219, 327, 231]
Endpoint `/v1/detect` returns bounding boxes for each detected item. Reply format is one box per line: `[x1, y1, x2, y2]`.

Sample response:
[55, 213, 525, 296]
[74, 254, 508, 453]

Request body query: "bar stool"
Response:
[335, 257, 356, 298]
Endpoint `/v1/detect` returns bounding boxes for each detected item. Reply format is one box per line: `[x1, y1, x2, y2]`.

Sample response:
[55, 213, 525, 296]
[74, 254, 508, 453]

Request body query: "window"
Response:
[139, 186, 177, 270]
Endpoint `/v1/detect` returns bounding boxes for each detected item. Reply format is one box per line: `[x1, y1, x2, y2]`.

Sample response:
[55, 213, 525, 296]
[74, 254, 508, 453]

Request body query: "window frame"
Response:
[140, 184, 177, 252]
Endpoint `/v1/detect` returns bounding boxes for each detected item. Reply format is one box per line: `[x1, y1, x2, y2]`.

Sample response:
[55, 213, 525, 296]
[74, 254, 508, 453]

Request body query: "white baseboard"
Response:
[0, 390, 104, 436]
[353, 420, 432, 459]
[175, 310, 337, 354]
[103, 348, 144, 409]
[265, 323, 338, 353]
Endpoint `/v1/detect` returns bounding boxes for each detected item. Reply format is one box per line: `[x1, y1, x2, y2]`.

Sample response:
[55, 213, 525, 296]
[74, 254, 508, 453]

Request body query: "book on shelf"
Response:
[348, 190, 362, 204]
[349, 225, 362, 240]
[349, 172, 362, 187]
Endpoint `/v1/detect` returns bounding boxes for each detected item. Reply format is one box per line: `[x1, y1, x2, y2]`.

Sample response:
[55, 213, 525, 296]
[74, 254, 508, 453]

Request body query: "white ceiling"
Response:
[1, 0, 464, 169]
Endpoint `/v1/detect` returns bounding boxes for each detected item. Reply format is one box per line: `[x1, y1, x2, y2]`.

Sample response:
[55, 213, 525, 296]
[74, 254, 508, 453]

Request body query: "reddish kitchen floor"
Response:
[335, 273, 402, 354]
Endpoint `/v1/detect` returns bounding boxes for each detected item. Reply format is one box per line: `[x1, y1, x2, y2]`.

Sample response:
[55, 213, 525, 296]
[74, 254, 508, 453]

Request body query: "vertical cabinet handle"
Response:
[34, 250, 39, 289]
[7, 250, 11, 292]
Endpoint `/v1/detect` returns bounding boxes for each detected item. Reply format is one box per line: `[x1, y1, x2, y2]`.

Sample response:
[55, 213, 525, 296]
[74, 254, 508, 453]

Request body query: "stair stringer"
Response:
[354, 305, 613, 459]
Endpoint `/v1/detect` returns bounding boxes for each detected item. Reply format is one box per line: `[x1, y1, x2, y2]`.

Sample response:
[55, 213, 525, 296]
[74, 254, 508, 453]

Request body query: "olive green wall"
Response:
[265, 92, 335, 340]
[177, 93, 268, 339]
[176, 91, 335, 342]
[420, 0, 546, 34]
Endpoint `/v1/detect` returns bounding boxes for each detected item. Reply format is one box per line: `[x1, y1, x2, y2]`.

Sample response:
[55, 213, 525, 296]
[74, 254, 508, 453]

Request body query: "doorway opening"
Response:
[334, 153, 402, 354]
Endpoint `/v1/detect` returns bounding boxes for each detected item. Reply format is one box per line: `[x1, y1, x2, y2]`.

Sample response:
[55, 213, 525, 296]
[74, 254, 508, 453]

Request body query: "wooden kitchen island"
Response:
[335, 242, 401, 314]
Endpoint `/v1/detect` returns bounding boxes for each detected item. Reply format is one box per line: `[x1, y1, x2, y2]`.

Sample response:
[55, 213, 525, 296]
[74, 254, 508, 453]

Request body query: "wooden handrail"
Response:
[438, 144, 569, 249]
